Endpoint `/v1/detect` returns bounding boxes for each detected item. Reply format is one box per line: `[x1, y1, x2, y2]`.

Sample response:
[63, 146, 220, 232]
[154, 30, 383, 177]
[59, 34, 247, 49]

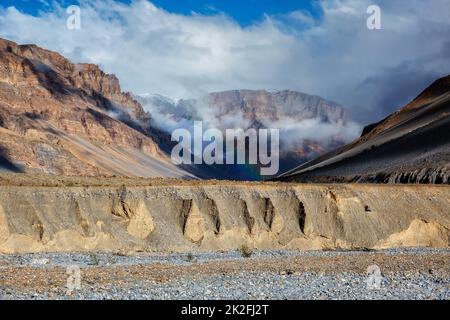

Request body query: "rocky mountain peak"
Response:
[207, 89, 347, 124]
[0, 38, 189, 178]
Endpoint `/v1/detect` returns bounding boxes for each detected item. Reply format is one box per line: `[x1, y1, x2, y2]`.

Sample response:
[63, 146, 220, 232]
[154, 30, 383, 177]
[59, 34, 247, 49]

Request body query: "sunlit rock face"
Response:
[0, 38, 190, 178]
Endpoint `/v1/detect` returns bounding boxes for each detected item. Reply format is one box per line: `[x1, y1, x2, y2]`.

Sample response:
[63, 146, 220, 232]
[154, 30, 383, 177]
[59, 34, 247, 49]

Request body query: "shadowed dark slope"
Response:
[277, 75, 450, 184]
[0, 146, 23, 173]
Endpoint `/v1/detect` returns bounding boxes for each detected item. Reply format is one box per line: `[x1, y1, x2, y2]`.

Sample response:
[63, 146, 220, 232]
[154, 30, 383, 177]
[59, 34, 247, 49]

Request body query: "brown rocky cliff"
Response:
[0, 38, 189, 178]
[0, 179, 448, 253]
[0, 38, 147, 118]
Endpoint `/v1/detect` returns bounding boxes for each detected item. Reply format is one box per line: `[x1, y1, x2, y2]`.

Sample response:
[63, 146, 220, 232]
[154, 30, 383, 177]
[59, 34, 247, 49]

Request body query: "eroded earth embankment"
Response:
[0, 182, 449, 253]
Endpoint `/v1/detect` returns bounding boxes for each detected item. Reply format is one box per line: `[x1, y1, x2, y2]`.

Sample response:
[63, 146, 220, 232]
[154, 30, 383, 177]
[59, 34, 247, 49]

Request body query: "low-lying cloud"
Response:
[136, 93, 361, 154]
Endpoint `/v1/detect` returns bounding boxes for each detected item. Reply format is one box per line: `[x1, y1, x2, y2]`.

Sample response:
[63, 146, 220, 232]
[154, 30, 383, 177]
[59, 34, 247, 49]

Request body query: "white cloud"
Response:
[136, 92, 361, 155]
[265, 118, 361, 152]
[0, 0, 449, 124]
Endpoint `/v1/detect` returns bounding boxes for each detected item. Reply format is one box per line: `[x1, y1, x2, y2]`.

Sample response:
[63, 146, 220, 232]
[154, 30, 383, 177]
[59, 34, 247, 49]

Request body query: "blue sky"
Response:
[1, 0, 321, 26]
[148, 0, 321, 25]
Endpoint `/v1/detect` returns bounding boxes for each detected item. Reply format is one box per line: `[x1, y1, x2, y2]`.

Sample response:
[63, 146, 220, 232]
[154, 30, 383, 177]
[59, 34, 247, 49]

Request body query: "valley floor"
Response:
[0, 249, 448, 300]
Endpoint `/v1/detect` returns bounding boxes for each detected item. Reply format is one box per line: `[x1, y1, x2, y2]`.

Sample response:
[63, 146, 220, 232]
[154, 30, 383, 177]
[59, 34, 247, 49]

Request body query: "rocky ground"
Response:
[0, 248, 448, 300]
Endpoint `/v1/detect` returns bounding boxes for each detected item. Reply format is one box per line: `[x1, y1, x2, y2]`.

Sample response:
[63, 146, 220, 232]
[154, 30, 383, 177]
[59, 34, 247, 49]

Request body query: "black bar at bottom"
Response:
[0, 300, 445, 318]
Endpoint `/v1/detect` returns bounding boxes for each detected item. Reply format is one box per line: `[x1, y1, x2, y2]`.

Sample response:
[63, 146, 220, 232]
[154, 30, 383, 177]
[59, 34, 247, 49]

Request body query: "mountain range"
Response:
[0, 38, 354, 180]
[1, 37, 448, 184]
[137, 89, 356, 179]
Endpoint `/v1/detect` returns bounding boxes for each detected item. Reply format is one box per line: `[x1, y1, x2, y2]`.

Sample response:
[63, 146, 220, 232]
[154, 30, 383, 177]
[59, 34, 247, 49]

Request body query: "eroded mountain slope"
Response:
[278, 75, 450, 183]
[0, 38, 191, 178]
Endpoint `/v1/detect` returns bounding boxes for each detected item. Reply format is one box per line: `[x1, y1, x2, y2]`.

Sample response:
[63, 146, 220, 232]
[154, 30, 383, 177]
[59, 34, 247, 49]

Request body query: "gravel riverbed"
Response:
[0, 248, 448, 300]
